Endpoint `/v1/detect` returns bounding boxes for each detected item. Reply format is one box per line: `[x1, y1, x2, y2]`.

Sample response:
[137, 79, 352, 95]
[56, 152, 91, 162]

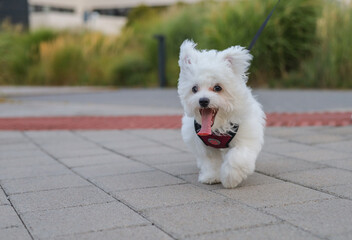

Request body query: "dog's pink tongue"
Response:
[198, 109, 213, 136]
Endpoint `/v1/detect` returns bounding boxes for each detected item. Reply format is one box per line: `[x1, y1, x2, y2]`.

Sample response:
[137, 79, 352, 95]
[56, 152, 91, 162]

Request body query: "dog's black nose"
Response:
[199, 97, 210, 108]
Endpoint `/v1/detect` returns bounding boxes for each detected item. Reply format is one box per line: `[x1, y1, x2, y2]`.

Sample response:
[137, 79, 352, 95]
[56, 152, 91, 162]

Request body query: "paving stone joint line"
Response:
[207, 186, 332, 240]
[1, 182, 35, 240]
[52, 223, 152, 239]
[1, 127, 350, 239]
[255, 164, 352, 202]
[73, 131, 333, 240]
[22, 131, 179, 240]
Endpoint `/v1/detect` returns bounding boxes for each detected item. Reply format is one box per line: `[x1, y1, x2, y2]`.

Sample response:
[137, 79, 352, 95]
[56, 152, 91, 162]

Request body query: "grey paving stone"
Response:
[0, 133, 29, 145]
[76, 130, 138, 143]
[321, 158, 352, 171]
[0, 131, 24, 139]
[179, 172, 280, 191]
[265, 199, 352, 237]
[178, 174, 224, 191]
[0, 149, 47, 160]
[73, 162, 153, 178]
[36, 137, 97, 146]
[45, 147, 112, 159]
[256, 152, 325, 176]
[315, 140, 352, 153]
[238, 172, 282, 187]
[0, 188, 9, 205]
[129, 129, 182, 141]
[115, 184, 225, 210]
[116, 145, 182, 157]
[133, 152, 194, 165]
[0, 205, 23, 229]
[257, 152, 284, 162]
[290, 133, 347, 145]
[10, 186, 114, 213]
[160, 138, 189, 152]
[215, 182, 334, 208]
[321, 184, 352, 200]
[154, 161, 199, 176]
[263, 136, 288, 145]
[60, 153, 134, 168]
[0, 227, 32, 240]
[0, 137, 29, 145]
[265, 127, 318, 138]
[101, 138, 161, 151]
[0, 155, 57, 168]
[26, 138, 86, 147]
[319, 126, 352, 137]
[42, 142, 100, 152]
[92, 171, 185, 192]
[262, 142, 315, 155]
[285, 149, 350, 162]
[142, 200, 277, 239]
[21, 202, 149, 239]
[25, 130, 80, 142]
[329, 231, 352, 240]
[278, 168, 352, 189]
[0, 164, 71, 180]
[1, 174, 90, 195]
[54, 225, 173, 240]
[0, 142, 37, 151]
[187, 223, 322, 240]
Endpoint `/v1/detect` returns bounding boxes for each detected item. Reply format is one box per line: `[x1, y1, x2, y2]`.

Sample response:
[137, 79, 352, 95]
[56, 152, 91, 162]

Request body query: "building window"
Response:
[29, 5, 75, 13]
[92, 8, 131, 17]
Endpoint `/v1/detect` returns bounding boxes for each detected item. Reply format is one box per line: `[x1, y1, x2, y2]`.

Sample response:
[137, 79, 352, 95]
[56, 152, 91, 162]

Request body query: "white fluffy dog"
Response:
[177, 40, 265, 188]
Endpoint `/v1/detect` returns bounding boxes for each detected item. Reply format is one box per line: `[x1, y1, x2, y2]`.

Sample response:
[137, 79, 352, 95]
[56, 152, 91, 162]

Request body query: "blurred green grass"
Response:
[0, 0, 351, 88]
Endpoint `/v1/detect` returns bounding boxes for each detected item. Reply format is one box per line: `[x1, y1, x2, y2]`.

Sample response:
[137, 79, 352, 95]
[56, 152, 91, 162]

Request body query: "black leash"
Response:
[248, 0, 281, 51]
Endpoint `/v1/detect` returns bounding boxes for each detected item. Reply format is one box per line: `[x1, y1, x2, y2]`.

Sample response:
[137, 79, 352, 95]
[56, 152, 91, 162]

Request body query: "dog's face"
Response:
[177, 40, 252, 134]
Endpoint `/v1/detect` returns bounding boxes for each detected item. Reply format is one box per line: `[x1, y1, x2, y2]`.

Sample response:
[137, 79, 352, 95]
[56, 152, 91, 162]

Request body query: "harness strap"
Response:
[194, 121, 239, 149]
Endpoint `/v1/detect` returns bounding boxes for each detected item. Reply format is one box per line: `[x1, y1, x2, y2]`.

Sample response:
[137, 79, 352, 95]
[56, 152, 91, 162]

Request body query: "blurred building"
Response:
[28, 0, 205, 35]
[0, 0, 29, 28]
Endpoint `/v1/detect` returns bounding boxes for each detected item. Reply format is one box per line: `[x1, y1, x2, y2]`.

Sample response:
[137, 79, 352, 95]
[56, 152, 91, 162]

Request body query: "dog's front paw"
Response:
[220, 162, 247, 188]
[198, 171, 221, 185]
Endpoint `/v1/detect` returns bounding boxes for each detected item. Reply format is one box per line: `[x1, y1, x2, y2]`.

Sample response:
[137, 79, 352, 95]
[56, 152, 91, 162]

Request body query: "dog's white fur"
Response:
[177, 40, 265, 188]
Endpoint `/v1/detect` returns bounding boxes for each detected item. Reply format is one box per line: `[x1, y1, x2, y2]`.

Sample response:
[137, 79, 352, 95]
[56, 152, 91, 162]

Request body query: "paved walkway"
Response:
[0, 87, 352, 240]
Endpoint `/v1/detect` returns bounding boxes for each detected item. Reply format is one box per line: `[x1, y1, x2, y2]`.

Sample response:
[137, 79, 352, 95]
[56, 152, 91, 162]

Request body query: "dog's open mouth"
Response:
[198, 108, 218, 136]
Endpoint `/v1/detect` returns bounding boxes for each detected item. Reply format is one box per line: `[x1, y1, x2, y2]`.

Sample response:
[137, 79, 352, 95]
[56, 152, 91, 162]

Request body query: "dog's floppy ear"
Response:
[221, 46, 253, 75]
[179, 40, 197, 68]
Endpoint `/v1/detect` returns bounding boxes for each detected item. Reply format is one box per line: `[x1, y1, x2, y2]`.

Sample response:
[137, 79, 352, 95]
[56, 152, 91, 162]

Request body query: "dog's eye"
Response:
[192, 85, 198, 93]
[213, 85, 222, 92]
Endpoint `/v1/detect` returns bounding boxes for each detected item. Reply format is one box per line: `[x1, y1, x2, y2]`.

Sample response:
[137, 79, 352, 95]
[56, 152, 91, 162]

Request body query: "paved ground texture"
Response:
[0, 87, 352, 240]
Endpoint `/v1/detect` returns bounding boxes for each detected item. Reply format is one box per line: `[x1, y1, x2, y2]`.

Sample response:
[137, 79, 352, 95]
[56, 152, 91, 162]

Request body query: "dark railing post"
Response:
[154, 35, 167, 88]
